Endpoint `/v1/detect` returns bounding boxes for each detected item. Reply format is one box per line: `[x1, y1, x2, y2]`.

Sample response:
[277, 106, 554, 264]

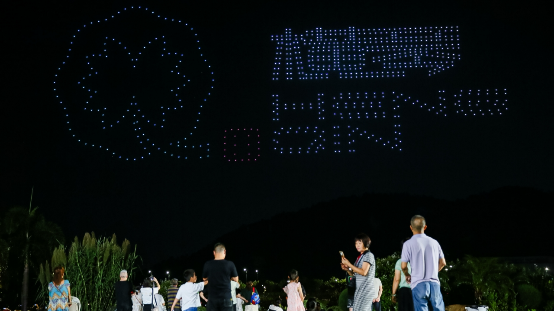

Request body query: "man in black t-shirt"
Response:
[203, 243, 238, 311]
[115, 270, 133, 311]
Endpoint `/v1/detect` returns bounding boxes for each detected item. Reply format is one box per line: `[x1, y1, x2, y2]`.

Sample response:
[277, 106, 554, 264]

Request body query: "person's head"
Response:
[354, 233, 371, 252]
[307, 298, 317, 311]
[171, 278, 179, 286]
[246, 281, 253, 290]
[410, 215, 427, 234]
[142, 278, 153, 288]
[213, 243, 226, 259]
[135, 286, 141, 293]
[53, 266, 65, 285]
[274, 299, 282, 307]
[120, 270, 128, 281]
[184, 269, 197, 283]
[289, 269, 299, 282]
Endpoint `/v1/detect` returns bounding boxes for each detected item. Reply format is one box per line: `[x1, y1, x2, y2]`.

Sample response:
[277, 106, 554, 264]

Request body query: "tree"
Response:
[447, 255, 514, 305]
[1, 189, 64, 311]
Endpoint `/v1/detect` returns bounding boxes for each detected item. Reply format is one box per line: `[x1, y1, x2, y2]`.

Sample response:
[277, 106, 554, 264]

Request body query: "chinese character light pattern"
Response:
[271, 26, 460, 80]
[223, 128, 261, 162]
[53, 6, 213, 160]
[272, 89, 507, 153]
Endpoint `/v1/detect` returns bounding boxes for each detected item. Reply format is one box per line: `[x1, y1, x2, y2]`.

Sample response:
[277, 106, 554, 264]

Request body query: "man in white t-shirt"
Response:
[369, 278, 383, 311]
[172, 269, 209, 311]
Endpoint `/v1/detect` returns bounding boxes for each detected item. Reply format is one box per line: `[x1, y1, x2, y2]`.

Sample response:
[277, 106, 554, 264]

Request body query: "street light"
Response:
[256, 270, 259, 280]
[167, 271, 170, 280]
[244, 268, 248, 282]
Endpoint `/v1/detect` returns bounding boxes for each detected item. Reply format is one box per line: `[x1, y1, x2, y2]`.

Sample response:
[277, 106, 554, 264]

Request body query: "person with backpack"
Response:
[283, 270, 305, 311]
[240, 281, 260, 311]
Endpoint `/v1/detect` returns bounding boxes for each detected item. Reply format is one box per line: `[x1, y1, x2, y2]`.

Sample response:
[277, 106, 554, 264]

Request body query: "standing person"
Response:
[115, 270, 134, 311]
[392, 239, 415, 311]
[235, 291, 248, 311]
[140, 277, 161, 311]
[154, 293, 166, 311]
[240, 282, 258, 309]
[132, 287, 143, 311]
[48, 266, 72, 311]
[401, 215, 447, 311]
[369, 278, 382, 311]
[283, 270, 305, 311]
[230, 279, 240, 311]
[171, 269, 208, 311]
[340, 233, 376, 311]
[202, 243, 239, 311]
[167, 279, 181, 311]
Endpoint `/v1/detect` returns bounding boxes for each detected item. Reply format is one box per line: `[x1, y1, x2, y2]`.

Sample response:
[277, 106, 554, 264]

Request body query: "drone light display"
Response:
[271, 89, 508, 153]
[54, 6, 213, 160]
[271, 27, 461, 80]
[223, 128, 261, 162]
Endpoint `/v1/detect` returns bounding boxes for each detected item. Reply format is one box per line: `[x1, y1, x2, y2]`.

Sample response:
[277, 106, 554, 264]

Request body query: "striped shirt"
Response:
[353, 251, 375, 311]
[167, 286, 181, 311]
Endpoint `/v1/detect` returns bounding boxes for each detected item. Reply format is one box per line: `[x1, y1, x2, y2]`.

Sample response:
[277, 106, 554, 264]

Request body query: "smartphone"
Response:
[339, 251, 344, 257]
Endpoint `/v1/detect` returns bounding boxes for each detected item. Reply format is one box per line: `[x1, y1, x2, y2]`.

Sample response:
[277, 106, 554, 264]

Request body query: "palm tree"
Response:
[447, 255, 515, 305]
[1, 189, 64, 311]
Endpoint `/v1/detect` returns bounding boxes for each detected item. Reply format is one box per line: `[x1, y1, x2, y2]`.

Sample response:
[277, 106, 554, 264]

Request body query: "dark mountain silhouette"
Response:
[150, 187, 552, 282]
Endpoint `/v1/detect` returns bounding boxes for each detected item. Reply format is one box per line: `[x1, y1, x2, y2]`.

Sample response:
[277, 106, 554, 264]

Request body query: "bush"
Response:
[516, 284, 542, 309]
[338, 289, 348, 311]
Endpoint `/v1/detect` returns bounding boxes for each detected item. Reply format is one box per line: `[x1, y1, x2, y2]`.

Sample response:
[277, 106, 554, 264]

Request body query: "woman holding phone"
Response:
[340, 233, 375, 311]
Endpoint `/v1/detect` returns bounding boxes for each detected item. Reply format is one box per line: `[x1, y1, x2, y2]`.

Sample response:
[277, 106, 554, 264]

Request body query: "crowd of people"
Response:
[47, 215, 446, 311]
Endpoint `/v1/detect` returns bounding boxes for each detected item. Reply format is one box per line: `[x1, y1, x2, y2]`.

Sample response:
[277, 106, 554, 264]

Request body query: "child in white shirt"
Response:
[171, 269, 208, 311]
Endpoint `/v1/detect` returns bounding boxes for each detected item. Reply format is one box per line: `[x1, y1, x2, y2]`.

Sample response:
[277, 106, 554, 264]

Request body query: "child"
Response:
[154, 293, 166, 311]
[171, 269, 208, 311]
[283, 270, 305, 311]
[268, 298, 284, 311]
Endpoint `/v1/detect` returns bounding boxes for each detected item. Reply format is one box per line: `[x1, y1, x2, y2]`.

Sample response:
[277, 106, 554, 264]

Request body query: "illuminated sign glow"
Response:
[54, 6, 213, 160]
[272, 89, 508, 153]
[271, 27, 461, 80]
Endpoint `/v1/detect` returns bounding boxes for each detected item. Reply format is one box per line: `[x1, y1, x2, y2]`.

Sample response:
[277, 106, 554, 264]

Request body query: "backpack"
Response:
[251, 287, 260, 305]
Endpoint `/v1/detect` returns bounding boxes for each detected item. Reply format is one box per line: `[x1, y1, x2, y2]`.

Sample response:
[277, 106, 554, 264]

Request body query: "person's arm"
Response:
[68, 286, 72, 306]
[153, 278, 161, 289]
[342, 257, 370, 276]
[391, 270, 401, 303]
[237, 294, 247, 303]
[171, 297, 179, 311]
[401, 262, 411, 283]
[231, 263, 239, 283]
[376, 284, 382, 301]
[200, 292, 208, 302]
[438, 258, 447, 271]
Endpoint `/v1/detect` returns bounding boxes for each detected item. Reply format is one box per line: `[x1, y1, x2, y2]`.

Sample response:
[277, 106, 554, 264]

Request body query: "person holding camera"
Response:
[340, 233, 376, 311]
[140, 277, 161, 311]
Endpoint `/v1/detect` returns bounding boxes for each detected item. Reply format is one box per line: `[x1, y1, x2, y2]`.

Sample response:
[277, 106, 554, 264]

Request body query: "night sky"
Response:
[1, 0, 552, 266]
